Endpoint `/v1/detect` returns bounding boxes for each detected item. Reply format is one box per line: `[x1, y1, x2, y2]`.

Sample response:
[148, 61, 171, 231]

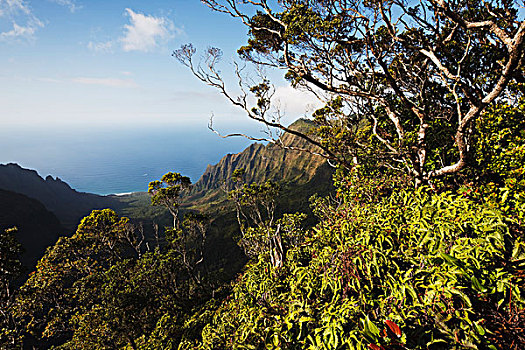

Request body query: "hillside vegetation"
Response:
[1, 1, 525, 349]
[198, 183, 525, 349]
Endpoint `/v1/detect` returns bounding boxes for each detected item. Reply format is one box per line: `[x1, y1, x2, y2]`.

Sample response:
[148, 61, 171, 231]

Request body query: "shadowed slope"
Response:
[0, 189, 65, 274]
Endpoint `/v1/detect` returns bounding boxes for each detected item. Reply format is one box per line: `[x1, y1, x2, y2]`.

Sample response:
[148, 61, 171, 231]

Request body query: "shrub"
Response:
[199, 188, 525, 349]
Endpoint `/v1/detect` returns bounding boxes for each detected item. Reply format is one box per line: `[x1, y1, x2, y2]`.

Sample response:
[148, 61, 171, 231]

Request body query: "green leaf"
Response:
[449, 288, 472, 308]
[471, 276, 487, 293]
[440, 252, 465, 269]
[474, 322, 486, 336]
[363, 316, 380, 339]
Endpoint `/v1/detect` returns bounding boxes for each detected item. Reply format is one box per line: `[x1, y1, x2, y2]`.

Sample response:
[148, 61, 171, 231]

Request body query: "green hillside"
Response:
[185, 119, 334, 233]
[188, 119, 330, 208]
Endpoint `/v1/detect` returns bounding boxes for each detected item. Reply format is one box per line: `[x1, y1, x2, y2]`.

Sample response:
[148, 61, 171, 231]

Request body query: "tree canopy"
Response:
[148, 172, 191, 228]
[175, 0, 525, 186]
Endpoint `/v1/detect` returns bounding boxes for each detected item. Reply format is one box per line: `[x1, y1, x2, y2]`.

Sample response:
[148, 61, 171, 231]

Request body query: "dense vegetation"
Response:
[1, 0, 524, 349]
[198, 174, 525, 349]
[1, 96, 523, 348]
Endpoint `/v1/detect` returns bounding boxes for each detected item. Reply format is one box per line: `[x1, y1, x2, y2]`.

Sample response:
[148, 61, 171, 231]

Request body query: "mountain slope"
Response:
[0, 189, 65, 273]
[0, 163, 126, 230]
[188, 119, 332, 208]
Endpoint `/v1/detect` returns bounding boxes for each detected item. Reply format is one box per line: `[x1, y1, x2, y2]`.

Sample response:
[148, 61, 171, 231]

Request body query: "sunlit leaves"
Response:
[149, 172, 191, 228]
[201, 184, 524, 349]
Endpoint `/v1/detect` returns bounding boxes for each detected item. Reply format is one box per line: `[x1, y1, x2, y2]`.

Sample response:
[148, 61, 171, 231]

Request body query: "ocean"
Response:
[0, 124, 253, 195]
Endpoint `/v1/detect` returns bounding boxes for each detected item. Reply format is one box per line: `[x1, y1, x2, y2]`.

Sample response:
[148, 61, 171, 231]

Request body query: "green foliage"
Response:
[14, 209, 133, 346]
[228, 169, 283, 259]
[199, 185, 525, 349]
[232, 180, 281, 227]
[456, 94, 525, 230]
[190, 0, 525, 187]
[149, 172, 191, 228]
[12, 207, 218, 349]
[164, 212, 210, 287]
[0, 227, 23, 347]
[63, 249, 199, 350]
[472, 95, 525, 191]
[227, 168, 312, 273]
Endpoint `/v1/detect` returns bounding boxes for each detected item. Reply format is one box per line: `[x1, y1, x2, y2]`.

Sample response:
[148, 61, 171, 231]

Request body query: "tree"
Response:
[13, 206, 216, 349]
[473, 93, 525, 192]
[227, 169, 281, 259]
[173, 213, 210, 285]
[175, 0, 525, 186]
[227, 169, 307, 267]
[149, 172, 191, 228]
[14, 209, 136, 347]
[149, 172, 211, 286]
[228, 169, 280, 235]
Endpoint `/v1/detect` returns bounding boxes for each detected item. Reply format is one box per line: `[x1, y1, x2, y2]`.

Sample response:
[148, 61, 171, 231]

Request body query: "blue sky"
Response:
[0, 0, 316, 131]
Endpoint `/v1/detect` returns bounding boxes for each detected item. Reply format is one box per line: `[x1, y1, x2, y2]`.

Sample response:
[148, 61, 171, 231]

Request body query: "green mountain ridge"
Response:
[187, 119, 331, 210]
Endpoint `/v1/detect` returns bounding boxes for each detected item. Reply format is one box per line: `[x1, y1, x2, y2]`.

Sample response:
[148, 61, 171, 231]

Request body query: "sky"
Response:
[0, 0, 318, 131]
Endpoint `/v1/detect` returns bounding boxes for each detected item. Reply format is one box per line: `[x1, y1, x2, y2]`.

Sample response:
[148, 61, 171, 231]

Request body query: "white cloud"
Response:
[87, 40, 113, 52]
[0, 22, 36, 39]
[0, 0, 44, 41]
[0, 0, 31, 16]
[72, 77, 139, 88]
[120, 8, 179, 52]
[48, 0, 81, 13]
[87, 9, 183, 53]
[0, 0, 79, 42]
[272, 85, 323, 117]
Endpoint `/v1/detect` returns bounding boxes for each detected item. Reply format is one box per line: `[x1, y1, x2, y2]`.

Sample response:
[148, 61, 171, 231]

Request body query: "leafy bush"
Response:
[198, 187, 525, 349]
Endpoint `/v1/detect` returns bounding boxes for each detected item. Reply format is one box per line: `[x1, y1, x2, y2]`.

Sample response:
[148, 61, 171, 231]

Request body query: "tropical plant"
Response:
[200, 184, 525, 349]
[149, 172, 192, 228]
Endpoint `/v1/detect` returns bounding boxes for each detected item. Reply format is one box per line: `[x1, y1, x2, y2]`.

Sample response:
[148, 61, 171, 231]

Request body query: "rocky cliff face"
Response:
[188, 119, 330, 205]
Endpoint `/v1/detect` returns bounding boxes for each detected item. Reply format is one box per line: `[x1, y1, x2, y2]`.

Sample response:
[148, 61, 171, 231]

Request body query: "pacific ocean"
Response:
[0, 123, 253, 195]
